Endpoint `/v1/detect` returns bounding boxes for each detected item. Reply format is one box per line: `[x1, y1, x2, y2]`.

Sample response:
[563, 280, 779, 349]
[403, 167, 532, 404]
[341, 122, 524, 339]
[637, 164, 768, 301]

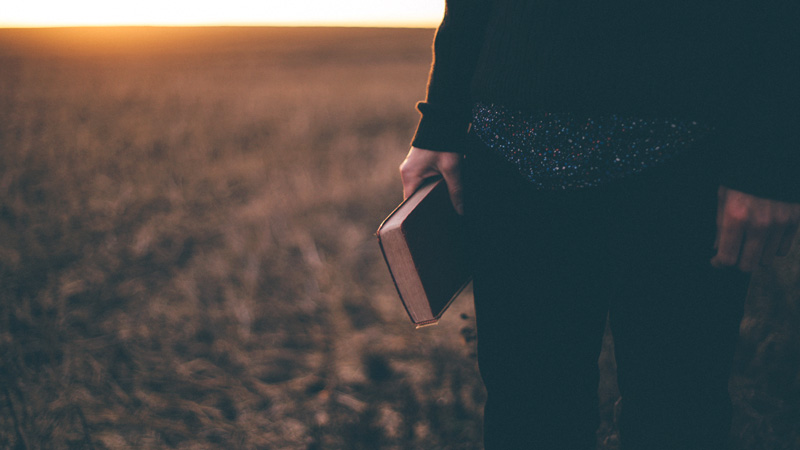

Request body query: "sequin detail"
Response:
[471, 102, 711, 190]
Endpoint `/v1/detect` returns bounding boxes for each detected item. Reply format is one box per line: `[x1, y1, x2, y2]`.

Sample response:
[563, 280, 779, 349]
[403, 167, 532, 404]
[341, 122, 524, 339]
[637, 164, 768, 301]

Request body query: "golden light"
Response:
[1, 0, 443, 27]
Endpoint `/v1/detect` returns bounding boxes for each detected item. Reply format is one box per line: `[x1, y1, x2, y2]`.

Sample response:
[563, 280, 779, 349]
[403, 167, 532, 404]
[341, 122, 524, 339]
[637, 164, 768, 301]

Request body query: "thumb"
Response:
[440, 161, 464, 215]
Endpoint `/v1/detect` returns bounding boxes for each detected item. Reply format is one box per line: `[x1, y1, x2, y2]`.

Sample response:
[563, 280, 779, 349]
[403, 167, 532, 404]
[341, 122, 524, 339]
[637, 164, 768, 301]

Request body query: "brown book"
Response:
[377, 178, 471, 328]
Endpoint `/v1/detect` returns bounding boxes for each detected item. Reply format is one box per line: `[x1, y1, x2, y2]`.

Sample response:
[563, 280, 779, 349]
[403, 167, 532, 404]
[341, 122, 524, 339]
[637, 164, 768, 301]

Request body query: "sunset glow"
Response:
[1, 1, 443, 28]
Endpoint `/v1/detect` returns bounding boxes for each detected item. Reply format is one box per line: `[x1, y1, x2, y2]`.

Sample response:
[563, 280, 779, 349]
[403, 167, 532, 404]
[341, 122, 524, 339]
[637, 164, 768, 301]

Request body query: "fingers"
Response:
[759, 225, 784, 267]
[776, 204, 800, 256]
[738, 227, 768, 272]
[737, 205, 773, 271]
[399, 147, 464, 214]
[710, 206, 746, 269]
[777, 220, 799, 256]
[759, 204, 800, 263]
[440, 156, 464, 215]
[400, 167, 429, 200]
[399, 148, 439, 199]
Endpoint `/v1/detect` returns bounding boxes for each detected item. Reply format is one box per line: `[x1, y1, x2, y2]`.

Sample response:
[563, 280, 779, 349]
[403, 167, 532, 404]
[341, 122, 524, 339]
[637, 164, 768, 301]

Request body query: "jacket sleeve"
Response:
[411, 0, 492, 154]
[718, 1, 800, 203]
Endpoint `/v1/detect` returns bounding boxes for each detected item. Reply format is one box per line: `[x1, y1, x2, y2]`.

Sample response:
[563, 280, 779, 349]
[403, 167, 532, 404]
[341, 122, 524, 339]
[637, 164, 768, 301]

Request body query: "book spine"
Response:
[376, 233, 430, 326]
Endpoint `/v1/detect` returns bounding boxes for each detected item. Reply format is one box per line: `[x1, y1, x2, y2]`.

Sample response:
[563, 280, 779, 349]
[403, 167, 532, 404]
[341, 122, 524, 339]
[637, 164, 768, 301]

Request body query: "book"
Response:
[377, 178, 471, 328]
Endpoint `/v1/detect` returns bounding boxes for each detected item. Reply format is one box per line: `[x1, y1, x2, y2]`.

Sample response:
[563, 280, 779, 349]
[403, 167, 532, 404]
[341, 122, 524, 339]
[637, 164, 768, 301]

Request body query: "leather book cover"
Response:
[377, 178, 471, 327]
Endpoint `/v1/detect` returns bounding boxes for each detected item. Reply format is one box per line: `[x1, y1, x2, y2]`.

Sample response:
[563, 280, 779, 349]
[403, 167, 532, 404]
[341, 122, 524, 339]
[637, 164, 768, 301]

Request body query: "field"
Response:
[1, 27, 799, 449]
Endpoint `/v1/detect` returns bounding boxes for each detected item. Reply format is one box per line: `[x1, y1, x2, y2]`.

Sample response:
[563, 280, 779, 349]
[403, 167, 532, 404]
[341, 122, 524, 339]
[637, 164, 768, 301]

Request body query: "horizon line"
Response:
[0, 21, 439, 29]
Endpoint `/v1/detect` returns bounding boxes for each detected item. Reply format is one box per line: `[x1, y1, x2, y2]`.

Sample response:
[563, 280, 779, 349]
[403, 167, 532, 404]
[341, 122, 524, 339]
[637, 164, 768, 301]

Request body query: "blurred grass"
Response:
[0, 27, 798, 449]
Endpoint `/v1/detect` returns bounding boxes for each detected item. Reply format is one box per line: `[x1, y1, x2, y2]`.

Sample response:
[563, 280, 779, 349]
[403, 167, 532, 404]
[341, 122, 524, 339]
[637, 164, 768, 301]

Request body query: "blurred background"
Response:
[1, 3, 799, 449]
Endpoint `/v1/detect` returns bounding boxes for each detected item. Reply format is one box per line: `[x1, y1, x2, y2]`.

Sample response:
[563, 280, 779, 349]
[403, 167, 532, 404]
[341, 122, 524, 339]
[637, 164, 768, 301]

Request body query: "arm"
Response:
[711, 3, 800, 271]
[716, 2, 800, 204]
[411, 0, 492, 154]
[401, 0, 492, 210]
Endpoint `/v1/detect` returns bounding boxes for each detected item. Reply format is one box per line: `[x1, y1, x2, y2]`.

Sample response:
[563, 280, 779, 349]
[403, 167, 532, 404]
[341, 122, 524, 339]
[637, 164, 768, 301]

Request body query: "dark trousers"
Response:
[463, 133, 750, 450]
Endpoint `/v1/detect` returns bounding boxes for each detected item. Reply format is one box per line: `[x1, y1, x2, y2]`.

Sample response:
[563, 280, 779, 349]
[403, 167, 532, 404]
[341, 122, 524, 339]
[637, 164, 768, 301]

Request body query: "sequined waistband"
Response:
[470, 102, 710, 190]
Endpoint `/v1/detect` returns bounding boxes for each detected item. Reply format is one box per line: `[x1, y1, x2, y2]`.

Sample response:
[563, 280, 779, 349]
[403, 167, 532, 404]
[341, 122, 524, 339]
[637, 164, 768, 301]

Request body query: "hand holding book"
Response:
[399, 147, 465, 215]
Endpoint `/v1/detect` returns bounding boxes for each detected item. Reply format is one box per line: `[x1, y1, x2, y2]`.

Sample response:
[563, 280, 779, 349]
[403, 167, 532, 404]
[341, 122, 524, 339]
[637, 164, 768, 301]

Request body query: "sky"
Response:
[1, 0, 444, 28]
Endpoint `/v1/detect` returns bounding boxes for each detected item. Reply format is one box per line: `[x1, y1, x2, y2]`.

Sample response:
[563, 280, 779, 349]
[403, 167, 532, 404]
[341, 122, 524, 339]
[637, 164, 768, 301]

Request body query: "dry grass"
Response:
[0, 27, 798, 449]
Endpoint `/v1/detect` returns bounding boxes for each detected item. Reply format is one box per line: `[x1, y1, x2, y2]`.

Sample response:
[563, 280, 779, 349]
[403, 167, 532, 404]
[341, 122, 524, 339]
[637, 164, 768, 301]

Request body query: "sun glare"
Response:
[1, 0, 443, 27]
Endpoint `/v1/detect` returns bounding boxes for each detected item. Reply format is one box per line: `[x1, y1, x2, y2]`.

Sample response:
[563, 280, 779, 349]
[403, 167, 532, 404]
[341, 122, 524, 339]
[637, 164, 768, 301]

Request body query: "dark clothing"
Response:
[413, 0, 800, 202]
[408, 1, 797, 448]
[464, 132, 750, 449]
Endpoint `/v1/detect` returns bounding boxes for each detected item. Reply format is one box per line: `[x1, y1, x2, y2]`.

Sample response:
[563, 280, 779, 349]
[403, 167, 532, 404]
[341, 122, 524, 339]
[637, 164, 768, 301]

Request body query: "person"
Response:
[399, 1, 800, 449]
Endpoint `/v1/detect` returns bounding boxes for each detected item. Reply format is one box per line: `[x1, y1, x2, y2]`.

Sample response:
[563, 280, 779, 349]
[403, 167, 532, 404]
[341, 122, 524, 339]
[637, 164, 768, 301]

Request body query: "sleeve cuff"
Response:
[410, 101, 471, 154]
[716, 116, 800, 203]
